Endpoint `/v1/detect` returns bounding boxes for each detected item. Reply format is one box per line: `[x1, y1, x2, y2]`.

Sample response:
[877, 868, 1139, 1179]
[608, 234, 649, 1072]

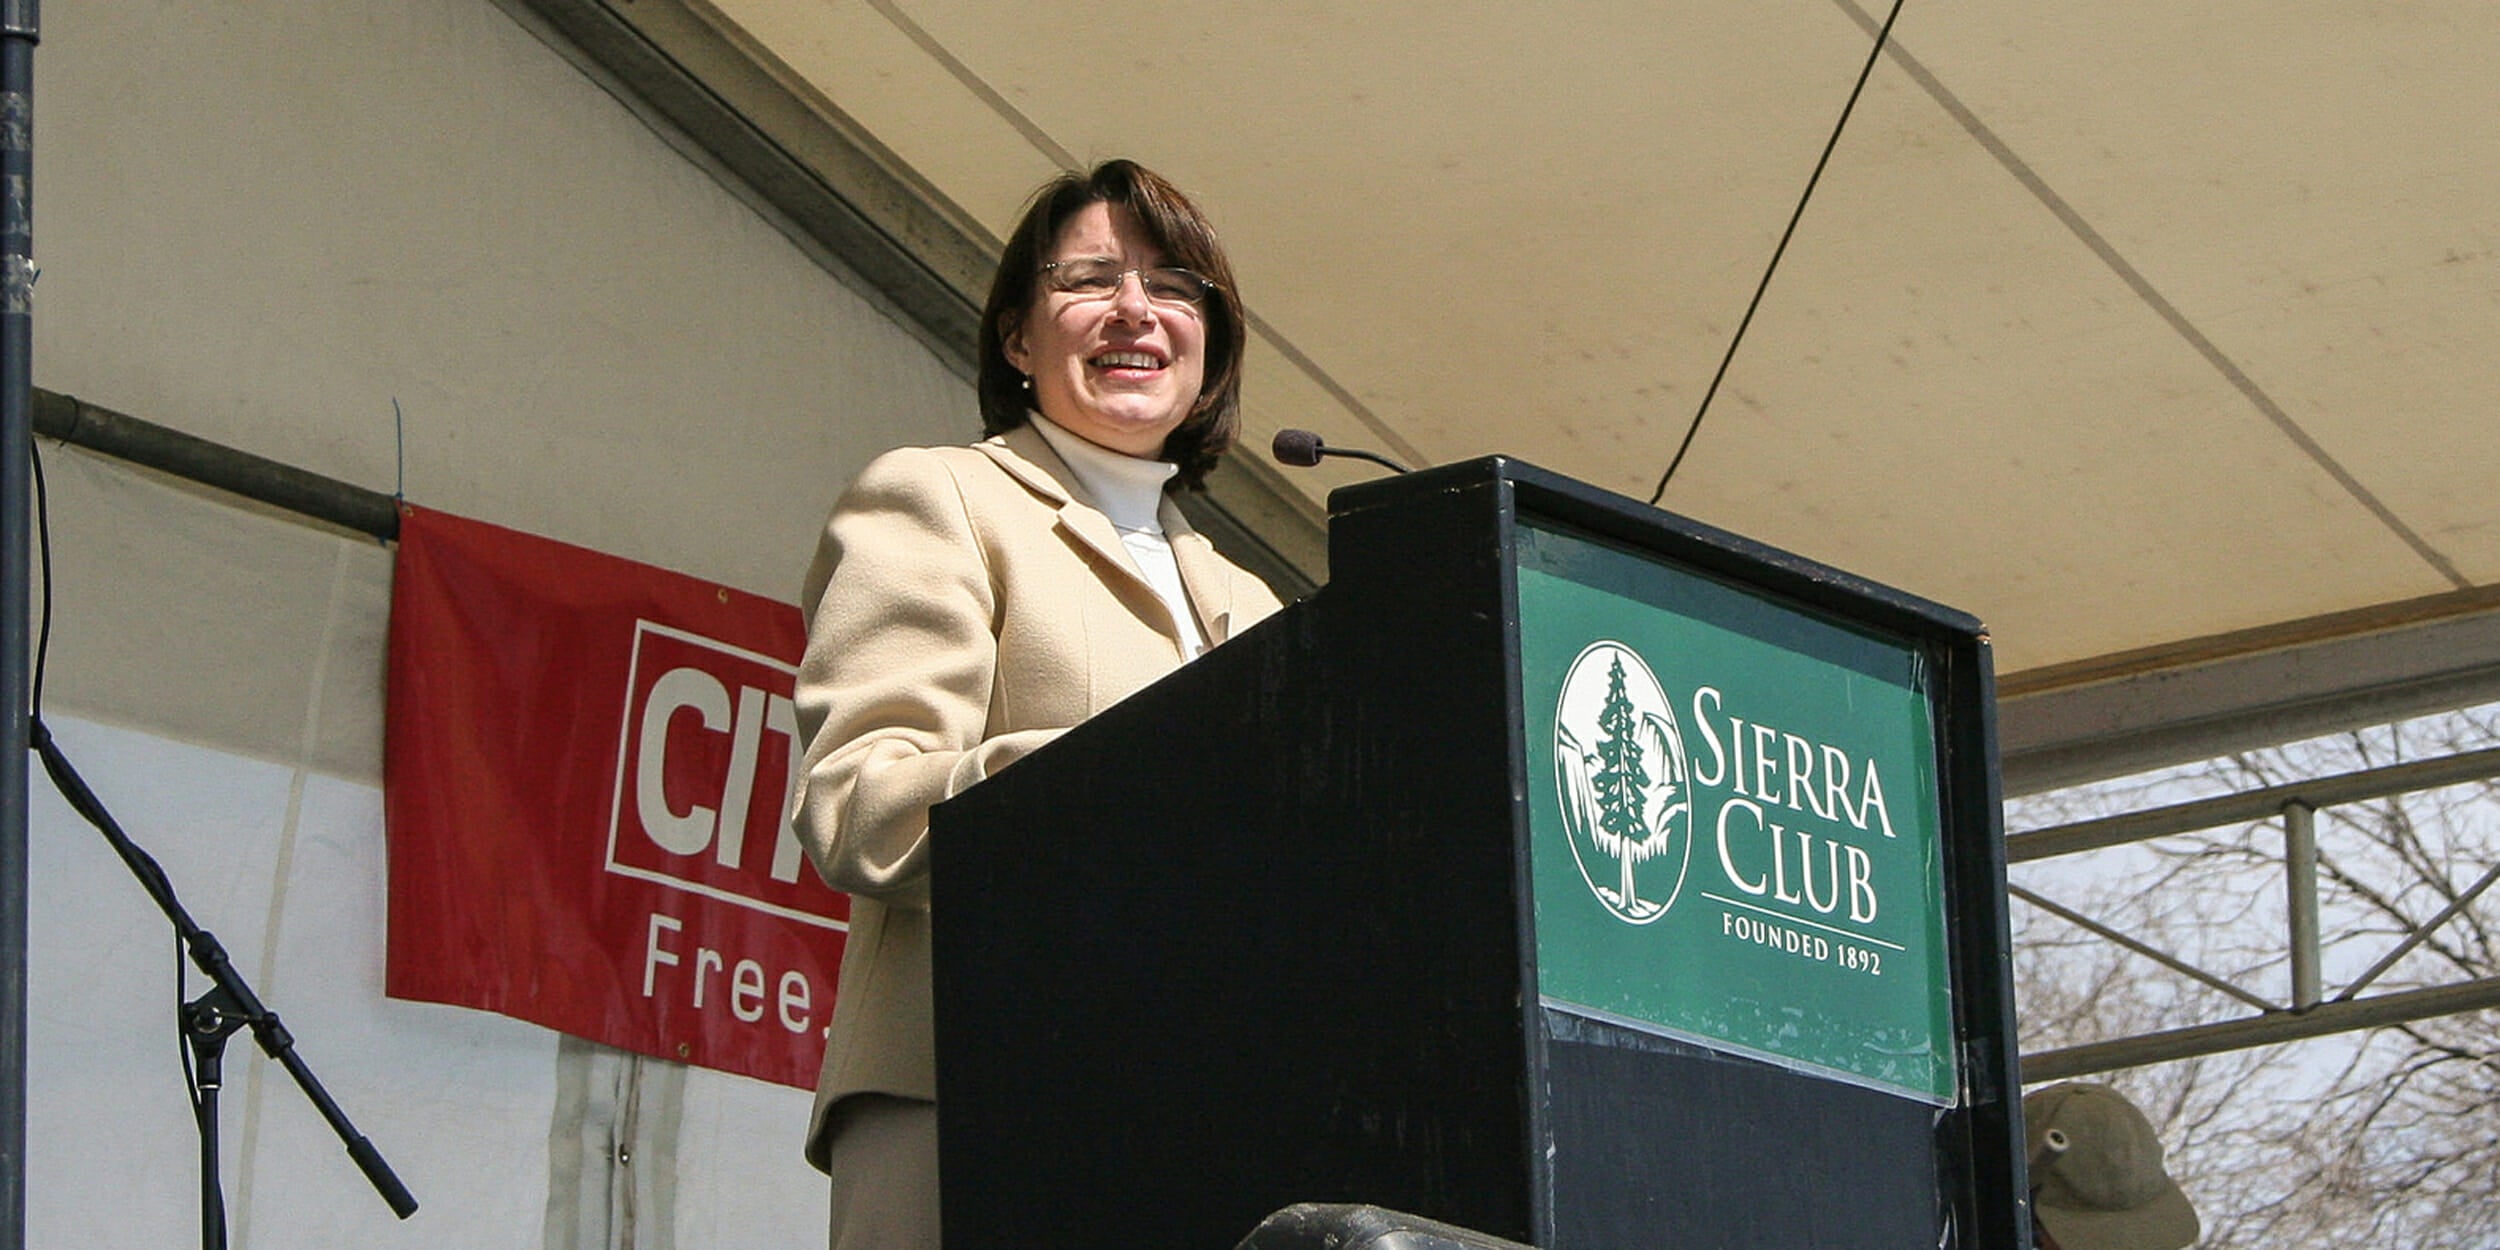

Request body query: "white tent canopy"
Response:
[532, 0, 2500, 791]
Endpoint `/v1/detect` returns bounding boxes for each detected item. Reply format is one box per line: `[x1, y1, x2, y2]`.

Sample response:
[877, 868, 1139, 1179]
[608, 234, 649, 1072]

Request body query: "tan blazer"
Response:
[789, 423, 1282, 1169]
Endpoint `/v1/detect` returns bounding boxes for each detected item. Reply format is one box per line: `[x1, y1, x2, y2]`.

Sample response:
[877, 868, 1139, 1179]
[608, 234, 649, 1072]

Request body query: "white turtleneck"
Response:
[1028, 415, 1208, 658]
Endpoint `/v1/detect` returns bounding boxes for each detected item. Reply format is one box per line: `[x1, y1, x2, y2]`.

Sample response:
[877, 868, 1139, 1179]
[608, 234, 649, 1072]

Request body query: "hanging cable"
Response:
[1649, 0, 1910, 506]
[29, 440, 48, 721]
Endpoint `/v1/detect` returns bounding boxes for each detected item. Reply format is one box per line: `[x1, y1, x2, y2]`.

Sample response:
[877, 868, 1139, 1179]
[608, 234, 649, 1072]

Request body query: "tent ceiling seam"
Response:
[1828, 0, 2471, 592]
[864, 0, 1076, 170]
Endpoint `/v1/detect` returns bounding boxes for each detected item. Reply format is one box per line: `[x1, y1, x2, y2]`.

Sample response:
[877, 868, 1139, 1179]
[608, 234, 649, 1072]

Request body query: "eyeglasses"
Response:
[1038, 258, 1219, 309]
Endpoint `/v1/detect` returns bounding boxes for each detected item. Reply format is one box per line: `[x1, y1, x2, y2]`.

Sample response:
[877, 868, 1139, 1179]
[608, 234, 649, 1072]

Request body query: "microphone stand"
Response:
[186, 987, 249, 1250]
[1269, 429, 1413, 476]
[31, 720, 418, 1245]
[1312, 444, 1410, 475]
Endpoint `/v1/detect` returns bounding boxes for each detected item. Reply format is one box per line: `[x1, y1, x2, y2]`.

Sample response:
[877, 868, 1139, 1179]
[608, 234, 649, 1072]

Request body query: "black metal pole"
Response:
[0, 4, 37, 1249]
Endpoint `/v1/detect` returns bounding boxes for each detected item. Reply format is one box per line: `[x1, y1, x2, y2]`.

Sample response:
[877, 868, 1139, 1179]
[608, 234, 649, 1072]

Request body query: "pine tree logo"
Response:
[1554, 641, 1692, 924]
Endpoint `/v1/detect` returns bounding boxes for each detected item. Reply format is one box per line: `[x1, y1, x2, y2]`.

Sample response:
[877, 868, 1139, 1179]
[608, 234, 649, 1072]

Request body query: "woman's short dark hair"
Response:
[977, 160, 1246, 491]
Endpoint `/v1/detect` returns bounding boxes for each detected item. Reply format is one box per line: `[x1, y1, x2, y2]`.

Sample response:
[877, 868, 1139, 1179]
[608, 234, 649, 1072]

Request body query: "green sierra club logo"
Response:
[1521, 525, 1956, 1103]
[1555, 642, 1692, 924]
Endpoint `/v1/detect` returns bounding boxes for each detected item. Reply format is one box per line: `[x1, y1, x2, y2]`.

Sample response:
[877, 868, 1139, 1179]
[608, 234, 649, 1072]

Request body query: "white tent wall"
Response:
[36, 0, 971, 608]
[30, 0, 977, 1244]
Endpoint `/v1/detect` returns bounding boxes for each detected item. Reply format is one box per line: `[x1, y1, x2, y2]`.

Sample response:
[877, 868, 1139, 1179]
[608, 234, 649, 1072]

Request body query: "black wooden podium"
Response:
[928, 458, 2026, 1249]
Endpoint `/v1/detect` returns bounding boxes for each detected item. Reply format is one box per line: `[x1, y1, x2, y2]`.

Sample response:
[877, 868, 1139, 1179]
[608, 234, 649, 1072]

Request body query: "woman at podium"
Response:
[787, 159, 1283, 1249]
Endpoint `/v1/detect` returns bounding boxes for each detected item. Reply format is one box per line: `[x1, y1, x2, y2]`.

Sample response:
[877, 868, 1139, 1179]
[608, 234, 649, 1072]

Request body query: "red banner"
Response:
[384, 504, 843, 1088]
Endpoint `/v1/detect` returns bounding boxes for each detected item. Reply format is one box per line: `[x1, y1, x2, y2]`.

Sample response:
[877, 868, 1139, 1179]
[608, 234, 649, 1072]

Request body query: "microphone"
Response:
[1271, 429, 1412, 476]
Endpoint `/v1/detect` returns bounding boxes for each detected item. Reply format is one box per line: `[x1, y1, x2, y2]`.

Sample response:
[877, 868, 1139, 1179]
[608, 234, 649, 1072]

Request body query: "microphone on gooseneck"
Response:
[1270, 429, 1412, 476]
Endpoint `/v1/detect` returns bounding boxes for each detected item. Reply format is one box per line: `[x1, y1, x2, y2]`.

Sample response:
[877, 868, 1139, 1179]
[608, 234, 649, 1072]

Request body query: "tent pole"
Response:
[0, 3, 37, 1248]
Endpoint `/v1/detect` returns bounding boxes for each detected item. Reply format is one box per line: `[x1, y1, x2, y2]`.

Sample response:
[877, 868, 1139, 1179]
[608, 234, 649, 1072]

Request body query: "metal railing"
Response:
[2008, 746, 2500, 1081]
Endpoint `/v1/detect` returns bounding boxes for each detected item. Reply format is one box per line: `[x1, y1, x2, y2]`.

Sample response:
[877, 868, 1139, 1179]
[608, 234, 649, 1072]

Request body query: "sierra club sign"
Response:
[1518, 521, 1957, 1104]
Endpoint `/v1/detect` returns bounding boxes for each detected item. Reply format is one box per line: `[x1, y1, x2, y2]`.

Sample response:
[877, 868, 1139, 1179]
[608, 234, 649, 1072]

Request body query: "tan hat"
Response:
[2023, 1083, 2201, 1250]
